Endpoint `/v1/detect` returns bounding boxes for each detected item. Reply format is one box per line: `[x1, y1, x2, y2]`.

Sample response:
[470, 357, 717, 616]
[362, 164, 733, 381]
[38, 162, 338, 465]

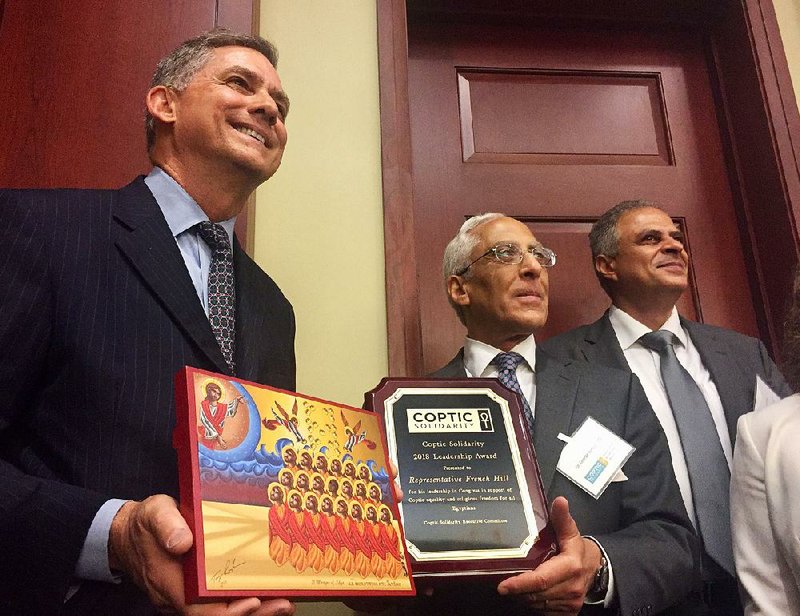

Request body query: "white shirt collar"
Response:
[608, 305, 688, 350]
[463, 335, 537, 377]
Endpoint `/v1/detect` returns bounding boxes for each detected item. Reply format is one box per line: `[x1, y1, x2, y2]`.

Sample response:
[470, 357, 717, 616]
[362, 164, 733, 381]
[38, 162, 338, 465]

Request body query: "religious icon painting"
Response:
[174, 367, 415, 600]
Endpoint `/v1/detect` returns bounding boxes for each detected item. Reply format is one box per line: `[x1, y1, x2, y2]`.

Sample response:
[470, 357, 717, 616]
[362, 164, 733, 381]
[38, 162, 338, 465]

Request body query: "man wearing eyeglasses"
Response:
[542, 201, 792, 616]
[423, 213, 699, 615]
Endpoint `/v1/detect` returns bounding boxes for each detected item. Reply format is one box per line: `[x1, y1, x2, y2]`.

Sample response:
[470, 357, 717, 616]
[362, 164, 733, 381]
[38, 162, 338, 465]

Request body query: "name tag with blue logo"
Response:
[555, 417, 634, 499]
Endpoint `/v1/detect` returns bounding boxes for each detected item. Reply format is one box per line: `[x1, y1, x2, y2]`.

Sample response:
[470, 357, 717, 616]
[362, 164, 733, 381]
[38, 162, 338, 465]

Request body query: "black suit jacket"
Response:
[541, 311, 793, 448]
[419, 349, 699, 616]
[0, 178, 295, 615]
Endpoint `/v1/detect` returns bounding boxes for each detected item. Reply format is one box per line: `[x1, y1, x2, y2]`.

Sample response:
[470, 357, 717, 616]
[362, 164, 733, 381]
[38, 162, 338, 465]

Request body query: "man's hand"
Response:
[109, 495, 294, 616]
[497, 497, 601, 614]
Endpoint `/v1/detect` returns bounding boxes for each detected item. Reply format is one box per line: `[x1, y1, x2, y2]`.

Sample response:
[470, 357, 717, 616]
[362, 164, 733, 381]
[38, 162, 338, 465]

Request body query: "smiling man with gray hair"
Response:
[0, 29, 296, 616]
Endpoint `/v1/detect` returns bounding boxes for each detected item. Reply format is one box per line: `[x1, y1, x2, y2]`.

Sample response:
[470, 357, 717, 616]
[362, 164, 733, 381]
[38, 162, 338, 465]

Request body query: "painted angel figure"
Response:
[263, 399, 306, 443]
[341, 410, 376, 452]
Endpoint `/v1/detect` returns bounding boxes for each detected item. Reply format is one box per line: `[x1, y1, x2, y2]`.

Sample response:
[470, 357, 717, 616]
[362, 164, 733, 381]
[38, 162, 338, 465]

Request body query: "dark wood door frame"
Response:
[378, 0, 800, 376]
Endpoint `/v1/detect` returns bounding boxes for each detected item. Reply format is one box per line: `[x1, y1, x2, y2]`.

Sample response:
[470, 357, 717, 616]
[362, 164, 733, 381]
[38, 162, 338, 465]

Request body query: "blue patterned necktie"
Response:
[492, 352, 535, 436]
[197, 222, 236, 374]
[639, 330, 734, 576]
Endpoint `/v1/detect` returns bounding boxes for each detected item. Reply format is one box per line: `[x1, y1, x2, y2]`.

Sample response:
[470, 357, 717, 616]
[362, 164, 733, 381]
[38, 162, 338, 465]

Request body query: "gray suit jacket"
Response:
[418, 349, 699, 616]
[541, 311, 793, 448]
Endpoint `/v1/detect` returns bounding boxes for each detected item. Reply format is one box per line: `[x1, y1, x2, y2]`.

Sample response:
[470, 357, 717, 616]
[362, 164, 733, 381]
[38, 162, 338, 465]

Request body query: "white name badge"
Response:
[556, 417, 635, 500]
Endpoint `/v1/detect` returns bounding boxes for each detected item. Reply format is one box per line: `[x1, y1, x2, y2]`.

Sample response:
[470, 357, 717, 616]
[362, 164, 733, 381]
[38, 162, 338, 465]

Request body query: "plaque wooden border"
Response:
[364, 377, 557, 586]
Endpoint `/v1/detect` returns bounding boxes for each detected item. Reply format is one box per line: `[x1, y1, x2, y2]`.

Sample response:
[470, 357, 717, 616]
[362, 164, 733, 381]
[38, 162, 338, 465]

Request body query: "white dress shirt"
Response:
[462, 335, 613, 606]
[463, 336, 537, 417]
[608, 305, 732, 527]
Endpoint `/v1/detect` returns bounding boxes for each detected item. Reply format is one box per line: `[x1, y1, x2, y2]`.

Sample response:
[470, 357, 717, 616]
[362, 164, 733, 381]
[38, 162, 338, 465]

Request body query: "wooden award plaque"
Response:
[364, 377, 557, 587]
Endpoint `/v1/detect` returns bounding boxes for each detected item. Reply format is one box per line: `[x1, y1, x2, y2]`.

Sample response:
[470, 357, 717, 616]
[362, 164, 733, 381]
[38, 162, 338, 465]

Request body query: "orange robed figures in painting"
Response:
[365, 504, 388, 578]
[334, 497, 355, 575]
[350, 500, 372, 578]
[303, 493, 326, 573]
[379, 505, 403, 579]
[286, 489, 309, 572]
[319, 495, 341, 573]
[267, 483, 291, 566]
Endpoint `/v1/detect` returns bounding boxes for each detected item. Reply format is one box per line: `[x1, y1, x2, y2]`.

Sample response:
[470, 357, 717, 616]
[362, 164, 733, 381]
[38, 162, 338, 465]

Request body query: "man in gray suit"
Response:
[543, 200, 792, 616]
[421, 213, 698, 615]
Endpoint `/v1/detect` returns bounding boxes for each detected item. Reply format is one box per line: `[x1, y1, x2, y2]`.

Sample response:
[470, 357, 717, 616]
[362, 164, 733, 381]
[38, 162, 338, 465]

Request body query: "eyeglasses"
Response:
[456, 242, 557, 276]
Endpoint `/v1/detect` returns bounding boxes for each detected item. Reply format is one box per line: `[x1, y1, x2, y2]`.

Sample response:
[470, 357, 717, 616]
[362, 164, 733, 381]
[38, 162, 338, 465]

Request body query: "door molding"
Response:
[377, 0, 800, 375]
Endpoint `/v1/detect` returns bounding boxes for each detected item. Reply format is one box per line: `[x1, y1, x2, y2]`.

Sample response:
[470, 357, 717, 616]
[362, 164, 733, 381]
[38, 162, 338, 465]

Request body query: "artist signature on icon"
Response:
[210, 557, 247, 588]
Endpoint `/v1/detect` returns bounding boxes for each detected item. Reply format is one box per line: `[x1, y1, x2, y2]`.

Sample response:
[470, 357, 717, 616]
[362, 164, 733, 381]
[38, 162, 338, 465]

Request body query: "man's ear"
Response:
[447, 275, 470, 308]
[595, 255, 618, 284]
[146, 85, 178, 127]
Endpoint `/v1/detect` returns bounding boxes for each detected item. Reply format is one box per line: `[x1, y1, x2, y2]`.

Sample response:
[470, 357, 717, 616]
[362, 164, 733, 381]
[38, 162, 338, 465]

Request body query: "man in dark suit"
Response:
[0, 30, 296, 616]
[420, 213, 698, 615]
[542, 200, 792, 616]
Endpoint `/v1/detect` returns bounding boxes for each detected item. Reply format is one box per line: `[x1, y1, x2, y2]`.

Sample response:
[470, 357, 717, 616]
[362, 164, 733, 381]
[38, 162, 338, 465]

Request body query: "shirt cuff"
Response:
[583, 535, 615, 607]
[75, 498, 128, 582]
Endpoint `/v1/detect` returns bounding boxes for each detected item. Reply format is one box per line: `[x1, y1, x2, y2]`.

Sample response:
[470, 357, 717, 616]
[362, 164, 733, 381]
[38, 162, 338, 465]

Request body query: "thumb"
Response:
[145, 496, 194, 556]
[550, 496, 581, 545]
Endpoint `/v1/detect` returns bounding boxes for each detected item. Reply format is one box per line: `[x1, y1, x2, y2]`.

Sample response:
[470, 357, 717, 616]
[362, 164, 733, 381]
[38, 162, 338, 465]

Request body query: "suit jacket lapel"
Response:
[233, 240, 267, 381]
[533, 351, 579, 494]
[434, 348, 579, 493]
[430, 350, 469, 378]
[580, 312, 630, 370]
[682, 319, 742, 445]
[112, 177, 229, 374]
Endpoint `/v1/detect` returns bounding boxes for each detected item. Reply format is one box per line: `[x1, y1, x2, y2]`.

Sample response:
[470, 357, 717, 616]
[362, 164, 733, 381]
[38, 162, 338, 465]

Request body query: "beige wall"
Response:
[775, 0, 800, 102]
[255, 1, 387, 411]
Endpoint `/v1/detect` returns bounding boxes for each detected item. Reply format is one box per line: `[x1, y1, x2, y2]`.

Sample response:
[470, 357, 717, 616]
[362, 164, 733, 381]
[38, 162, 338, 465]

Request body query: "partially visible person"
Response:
[732, 268, 800, 615]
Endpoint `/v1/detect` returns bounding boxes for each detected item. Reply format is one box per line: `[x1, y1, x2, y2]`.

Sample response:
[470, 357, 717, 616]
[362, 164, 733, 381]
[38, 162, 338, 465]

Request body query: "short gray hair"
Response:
[443, 213, 505, 280]
[442, 213, 505, 323]
[589, 199, 660, 293]
[589, 199, 658, 260]
[145, 28, 280, 151]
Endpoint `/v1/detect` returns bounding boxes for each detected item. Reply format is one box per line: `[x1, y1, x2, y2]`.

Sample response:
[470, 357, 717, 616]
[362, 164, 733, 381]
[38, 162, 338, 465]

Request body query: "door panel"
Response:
[0, 0, 254, 189]
[408, 20, 756, 373]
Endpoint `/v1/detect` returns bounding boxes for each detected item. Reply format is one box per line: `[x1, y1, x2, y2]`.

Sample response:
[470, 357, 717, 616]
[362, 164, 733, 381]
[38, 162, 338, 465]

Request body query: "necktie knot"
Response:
[197, 221, 231, 255]
[493, 351, 526, 373]
[638, 330, 677, 354]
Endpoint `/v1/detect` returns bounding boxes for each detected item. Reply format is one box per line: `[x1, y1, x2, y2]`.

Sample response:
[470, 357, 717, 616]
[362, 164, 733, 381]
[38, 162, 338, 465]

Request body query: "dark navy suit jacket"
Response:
[0, 178, 295, 614]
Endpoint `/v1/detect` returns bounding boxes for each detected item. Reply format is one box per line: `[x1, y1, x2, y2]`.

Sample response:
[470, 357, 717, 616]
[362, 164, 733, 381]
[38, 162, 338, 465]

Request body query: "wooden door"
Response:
[406, 18, 757, 373]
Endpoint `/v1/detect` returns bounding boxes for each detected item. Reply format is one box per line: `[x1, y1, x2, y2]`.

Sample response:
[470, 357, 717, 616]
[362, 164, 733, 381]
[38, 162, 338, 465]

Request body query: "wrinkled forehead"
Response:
[473, 216, 538, 250]
[198, 45, 277, 77]
[618, 206, 677, 234]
